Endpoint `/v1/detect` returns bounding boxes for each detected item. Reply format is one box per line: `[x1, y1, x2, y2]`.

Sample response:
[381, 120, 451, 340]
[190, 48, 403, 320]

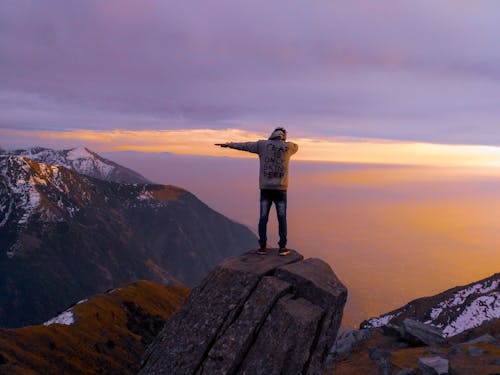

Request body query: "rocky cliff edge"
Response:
[139, 249, 348, 375]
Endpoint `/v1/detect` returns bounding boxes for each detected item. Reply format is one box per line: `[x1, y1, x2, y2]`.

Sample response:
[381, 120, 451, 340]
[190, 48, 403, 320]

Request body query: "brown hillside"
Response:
[0, 281, 189, 375]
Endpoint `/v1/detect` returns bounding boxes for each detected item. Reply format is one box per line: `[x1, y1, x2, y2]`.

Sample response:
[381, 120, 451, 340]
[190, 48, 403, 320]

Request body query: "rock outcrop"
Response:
[140, 249, 348, 375]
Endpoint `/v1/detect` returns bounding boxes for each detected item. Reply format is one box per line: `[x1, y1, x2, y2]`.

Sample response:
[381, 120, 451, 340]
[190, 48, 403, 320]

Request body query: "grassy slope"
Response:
[0, 280, 189, 375]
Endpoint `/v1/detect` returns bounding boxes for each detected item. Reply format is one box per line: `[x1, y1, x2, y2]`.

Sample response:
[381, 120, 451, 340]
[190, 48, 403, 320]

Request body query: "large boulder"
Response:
[418, 356, 450, 375]
[140, 249, 348, 375]
[402, 319, 449, 347]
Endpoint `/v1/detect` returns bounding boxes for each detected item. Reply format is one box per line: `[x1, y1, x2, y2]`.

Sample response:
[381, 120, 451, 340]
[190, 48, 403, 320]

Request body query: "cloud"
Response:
[1, 1, 500, 144]
[2, 127, 499, 169]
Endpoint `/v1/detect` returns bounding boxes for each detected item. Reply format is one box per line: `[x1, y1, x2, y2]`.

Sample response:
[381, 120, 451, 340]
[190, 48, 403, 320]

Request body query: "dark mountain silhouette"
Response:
[0, 154, 257, 327]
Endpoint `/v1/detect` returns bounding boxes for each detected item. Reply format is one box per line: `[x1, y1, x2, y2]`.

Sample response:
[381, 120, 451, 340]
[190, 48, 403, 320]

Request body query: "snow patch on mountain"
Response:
[18, 184, 40, 225]
[429, 278, 500, 337]
[442, 294, 499, 337]
[363, 312, 401, 328]
[43, 295, 89, 326]
[0, 156, 42, 228]
[430, 279, 499, 320]
[137, 191, 154, 201]
[363, 274, 499, 338]
[0, 155, 86, 240]
[43, 310, 75, 326]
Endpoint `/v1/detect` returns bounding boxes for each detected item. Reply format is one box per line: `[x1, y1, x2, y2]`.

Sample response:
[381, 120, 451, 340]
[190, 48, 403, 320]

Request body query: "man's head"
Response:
[269, 127, 287, 141]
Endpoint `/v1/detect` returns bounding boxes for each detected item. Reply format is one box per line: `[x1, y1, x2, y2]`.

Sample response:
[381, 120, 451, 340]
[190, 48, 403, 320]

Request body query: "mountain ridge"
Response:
[4, 146, 150, 184]
[0, 280, 189, 375]
[361, 272, 499, 338]
[0, 253, 497, 374]
[0, 150, 257, 327]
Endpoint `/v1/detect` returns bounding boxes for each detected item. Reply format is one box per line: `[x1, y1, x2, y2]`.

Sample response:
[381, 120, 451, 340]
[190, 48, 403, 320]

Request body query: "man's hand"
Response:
[215, 143, 229, 148]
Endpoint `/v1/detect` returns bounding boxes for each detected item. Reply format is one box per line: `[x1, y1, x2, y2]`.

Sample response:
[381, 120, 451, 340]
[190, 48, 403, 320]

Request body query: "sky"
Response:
[1, 1, 499, 325]
[1, 0, 500, 164]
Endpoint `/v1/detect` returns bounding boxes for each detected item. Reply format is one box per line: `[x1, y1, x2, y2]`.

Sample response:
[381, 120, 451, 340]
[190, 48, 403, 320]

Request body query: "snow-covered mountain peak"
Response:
[7, 147, 149, 184]
[66, 146, 92, 160]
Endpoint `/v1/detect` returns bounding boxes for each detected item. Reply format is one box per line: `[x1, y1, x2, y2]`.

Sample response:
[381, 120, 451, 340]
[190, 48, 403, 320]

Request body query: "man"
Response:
[216, 127, 298, 256]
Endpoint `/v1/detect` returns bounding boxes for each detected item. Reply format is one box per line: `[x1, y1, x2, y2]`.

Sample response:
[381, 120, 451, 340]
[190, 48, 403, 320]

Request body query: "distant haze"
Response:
[104, 152, 500, 327]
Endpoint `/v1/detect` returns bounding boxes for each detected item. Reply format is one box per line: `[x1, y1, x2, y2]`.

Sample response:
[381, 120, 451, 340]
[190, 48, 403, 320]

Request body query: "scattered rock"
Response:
[402, 319, 448, 347]
[369, 347, 391, 361]
[468, 345, 486, 357]
[418, 356, 450, 375]
[378, 356, 392, 375]
[466, 333, 497, 345]
[490, 357, 500, 365]
[430, 348, 444, 355]
[380, 320, 449, 347]
[329, 329, 372, 358]
[368, 346, 393, 375]
[393, 342, 410, 350]
[139, 250, 348, 375]
[395, 369, 417, 375]
[449, 345, 462, 356]
[382, 323, 404, 338]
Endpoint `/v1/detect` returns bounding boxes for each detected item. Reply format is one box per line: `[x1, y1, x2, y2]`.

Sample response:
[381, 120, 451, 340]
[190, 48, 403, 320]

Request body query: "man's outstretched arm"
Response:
[215, 141, 259, 154]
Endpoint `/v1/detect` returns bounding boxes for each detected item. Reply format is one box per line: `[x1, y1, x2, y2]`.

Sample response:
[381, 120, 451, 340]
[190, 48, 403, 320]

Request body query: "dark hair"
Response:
[274, 127, 287, 135]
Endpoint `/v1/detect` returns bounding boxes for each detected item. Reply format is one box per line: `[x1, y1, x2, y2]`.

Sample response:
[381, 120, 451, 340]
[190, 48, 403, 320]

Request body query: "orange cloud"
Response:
[2, 128, 500, 170]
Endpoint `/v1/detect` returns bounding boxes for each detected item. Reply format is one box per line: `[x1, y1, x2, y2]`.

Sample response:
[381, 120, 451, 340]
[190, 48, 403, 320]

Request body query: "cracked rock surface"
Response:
[139, 249, 348, 375]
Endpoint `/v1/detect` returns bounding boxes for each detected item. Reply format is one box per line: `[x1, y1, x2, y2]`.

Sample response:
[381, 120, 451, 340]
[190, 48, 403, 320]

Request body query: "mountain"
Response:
[361, 273, 499, 338]
[0, 251, 497, 375]
[325, 273, 500, 375]
[5, 146, 150, 183]
[0, 280, 189, 375]
[0, 154, 257, 327]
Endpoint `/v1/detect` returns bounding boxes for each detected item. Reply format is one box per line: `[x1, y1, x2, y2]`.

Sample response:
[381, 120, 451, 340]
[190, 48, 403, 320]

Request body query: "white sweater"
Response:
[227, 138, 298, 190]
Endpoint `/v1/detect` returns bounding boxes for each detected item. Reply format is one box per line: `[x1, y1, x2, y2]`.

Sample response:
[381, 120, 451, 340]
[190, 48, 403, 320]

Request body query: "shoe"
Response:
[257, 246, 267, 255]
[279, 248, 290, 256]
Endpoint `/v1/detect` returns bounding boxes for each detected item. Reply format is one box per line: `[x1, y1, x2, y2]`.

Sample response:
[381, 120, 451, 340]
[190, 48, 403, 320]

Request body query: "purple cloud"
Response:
[1, 0, 500, 145]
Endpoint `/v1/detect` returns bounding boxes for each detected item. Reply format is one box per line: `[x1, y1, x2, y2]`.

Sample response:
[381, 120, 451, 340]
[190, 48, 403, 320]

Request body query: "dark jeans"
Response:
[259, 189, 287, 249]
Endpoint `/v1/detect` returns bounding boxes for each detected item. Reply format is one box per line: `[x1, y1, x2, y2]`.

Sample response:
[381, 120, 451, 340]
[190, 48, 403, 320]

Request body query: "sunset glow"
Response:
[1, 0, 499, 332]
[2, 128, 499, 170]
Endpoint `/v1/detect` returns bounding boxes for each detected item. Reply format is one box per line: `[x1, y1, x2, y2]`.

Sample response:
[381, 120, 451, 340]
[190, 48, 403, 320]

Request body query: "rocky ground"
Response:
[325, 319, 500, 374]
[1, 249, 497, 375]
